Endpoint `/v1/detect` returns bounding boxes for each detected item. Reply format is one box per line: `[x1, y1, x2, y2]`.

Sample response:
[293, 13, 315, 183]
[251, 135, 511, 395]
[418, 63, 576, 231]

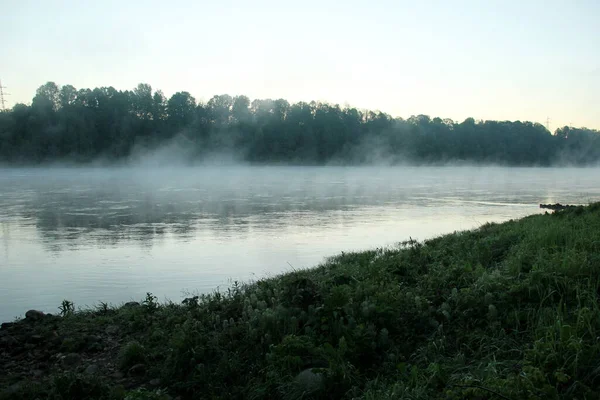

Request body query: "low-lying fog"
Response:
[1, 165, 599, 321]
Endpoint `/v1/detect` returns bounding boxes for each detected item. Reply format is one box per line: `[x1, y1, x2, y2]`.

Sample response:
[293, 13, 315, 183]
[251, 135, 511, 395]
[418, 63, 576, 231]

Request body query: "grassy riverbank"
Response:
[2, 203, 600, 399]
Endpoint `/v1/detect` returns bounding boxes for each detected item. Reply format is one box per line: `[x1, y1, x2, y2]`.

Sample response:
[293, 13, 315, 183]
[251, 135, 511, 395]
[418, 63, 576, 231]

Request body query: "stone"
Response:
[105, 325, 119, 335]
[62, 352, 82, 367]
[85, 364, 100, 375]
[32, 369, 43, 378]
[1, 322, 15, 330]
[2, 382, 22, 396]
[85, 334, 101, 343]
[128, 363, 146, 376]
[29, 334, 44, 344]
[25, 310, 45, 321]
[85, 335, 103, 352]
[0, 335, 18, 347]
[60, 337, 80, 352]
[294, 368, 325, 394]
[87, 342, 104, 353]
[111, 371, 125, 379]
[149, 378, 161, 386]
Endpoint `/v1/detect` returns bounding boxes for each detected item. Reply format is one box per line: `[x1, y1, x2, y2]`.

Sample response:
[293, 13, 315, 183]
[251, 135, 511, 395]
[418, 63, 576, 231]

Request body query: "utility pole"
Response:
[545, 117, 551, 132]
[0, 79, 9, 111]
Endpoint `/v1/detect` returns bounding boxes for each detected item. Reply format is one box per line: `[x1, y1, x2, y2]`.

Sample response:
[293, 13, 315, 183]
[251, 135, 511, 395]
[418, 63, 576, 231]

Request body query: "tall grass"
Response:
[4, 203, 600, 399]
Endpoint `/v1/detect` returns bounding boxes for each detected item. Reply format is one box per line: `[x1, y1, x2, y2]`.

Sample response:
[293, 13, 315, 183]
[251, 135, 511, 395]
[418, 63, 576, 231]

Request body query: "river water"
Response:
[0, 166, 598, 322]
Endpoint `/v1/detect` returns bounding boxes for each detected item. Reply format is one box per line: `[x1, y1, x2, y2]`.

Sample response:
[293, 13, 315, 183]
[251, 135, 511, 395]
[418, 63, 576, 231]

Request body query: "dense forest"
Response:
[0, 82, 599, 166]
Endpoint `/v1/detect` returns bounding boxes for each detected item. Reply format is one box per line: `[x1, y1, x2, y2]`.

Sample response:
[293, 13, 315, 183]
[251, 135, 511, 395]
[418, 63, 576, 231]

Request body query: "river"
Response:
[1, 166, 598, 322]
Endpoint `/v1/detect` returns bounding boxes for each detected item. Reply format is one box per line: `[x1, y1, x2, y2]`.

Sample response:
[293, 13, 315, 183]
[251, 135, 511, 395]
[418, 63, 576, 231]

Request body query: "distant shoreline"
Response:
[2, 83, 599, 167]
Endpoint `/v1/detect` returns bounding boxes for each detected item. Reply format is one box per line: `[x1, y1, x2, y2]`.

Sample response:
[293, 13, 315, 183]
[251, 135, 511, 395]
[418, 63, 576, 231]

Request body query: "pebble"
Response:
[85, 364, 100, 375]
[62, 353, 82, 367]
[294, 368, 325, 394]
[105, 325, 119, 335]
[29, 334, 43, 343]
[1, 335, 18, 346]
[2, 382, 22, 395]
[128, 363, 146, 376]
[85, 334, 101, 343]
[111, 371, 125, 379]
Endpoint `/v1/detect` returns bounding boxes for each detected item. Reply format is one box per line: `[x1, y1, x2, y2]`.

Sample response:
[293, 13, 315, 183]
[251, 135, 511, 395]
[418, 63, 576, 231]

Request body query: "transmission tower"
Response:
[0, 80, 9, 111]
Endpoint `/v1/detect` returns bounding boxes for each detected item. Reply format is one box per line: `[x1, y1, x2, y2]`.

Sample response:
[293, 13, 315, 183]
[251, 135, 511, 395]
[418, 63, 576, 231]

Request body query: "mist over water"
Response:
[1, 166, 599, 322]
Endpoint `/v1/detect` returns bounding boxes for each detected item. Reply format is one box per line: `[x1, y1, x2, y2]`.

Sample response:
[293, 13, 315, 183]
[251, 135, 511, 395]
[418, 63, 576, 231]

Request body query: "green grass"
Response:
[2, 203, 600, 399]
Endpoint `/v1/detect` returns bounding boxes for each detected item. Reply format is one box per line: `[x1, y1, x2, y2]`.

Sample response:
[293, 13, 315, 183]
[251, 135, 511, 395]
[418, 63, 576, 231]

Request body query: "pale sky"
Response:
[3, 0, 600, 130]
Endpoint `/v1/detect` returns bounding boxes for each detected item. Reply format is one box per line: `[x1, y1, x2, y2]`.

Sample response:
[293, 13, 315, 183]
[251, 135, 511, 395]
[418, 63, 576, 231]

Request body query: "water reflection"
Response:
[1, 166, 599, 254]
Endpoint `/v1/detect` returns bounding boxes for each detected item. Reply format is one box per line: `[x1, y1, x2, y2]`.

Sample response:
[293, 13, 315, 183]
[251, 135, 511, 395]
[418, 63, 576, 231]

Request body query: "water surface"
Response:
[1, 166, 598, 321]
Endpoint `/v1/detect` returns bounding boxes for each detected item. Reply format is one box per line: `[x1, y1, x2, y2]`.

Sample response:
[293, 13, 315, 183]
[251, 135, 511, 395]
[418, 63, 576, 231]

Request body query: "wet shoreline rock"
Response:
[539, 203, 576, 211]
[25, 310, 45, 321]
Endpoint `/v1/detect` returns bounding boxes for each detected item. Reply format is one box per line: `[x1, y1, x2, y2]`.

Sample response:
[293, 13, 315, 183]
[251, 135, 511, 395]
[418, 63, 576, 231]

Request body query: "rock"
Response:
[85, 335, 103, 352]
[29, 334, 44, 344]
[32, 369, 43, 378]
[60, 337, 81, 352]
[105, 325, 119, 335]
[111, 371, 125, 379]
[294, 368, 325, 394]
[45, 314, 58, 322]
[539, 203, 575, 211]
[25, 310, 45, 321]
[111, 385, 126, 398]
[62, 352, 82, 367]
[149, 378, 161, 386]
[2, 381, 23, 396]
[128, 363, 146, 376]
[87, 342, 104, 353]
[85, 334, 101, 343]
[9, 346, 25, 356]
[1, 322, 15, 330]
[85, 364, 100, 375]
[123, 301, 140, 309]
[0, 335, 18, 347]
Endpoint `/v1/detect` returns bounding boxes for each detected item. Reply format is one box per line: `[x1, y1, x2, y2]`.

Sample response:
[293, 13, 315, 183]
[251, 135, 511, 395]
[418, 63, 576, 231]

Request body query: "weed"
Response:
[142, 292, 158, 314]
[118, 341, 147, 371]
[58, 299, 75, 317]
[4, 204, 600, 399]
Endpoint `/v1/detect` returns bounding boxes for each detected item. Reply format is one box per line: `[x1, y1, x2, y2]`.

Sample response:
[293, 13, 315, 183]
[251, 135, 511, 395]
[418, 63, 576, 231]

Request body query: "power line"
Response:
[0, 79, 10, 111]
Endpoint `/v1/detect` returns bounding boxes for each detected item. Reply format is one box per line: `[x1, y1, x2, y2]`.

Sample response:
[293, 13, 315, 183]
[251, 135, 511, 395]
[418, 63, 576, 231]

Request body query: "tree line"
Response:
[0, 82, 598, 166]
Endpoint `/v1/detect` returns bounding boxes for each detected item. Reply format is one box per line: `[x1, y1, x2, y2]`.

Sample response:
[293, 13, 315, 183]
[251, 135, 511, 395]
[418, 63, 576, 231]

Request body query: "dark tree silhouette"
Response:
[0, 82, 598, 166]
